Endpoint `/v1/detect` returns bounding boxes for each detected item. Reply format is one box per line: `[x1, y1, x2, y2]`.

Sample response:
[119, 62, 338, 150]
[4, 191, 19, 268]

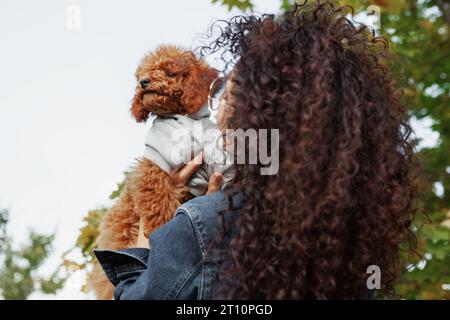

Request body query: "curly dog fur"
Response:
[88, 45, 218, 299]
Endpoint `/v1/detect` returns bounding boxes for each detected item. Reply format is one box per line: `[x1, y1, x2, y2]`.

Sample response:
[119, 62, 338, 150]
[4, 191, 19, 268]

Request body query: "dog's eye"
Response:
[167, 71, 176, 77]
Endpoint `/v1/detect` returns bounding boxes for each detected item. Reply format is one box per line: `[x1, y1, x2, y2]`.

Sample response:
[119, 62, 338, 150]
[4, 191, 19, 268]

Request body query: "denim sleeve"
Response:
[93, 212, 202, 300]
[93, 248, 150, 287]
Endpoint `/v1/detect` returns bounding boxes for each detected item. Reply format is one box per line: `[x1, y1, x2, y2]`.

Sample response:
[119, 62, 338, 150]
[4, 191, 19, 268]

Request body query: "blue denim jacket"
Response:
[94, 190, 376, 300]
[94, 191, 242, 300]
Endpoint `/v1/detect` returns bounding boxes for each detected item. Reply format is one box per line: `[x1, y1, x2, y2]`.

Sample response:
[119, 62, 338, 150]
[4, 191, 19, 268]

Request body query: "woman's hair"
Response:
[202, 0, 418, 299]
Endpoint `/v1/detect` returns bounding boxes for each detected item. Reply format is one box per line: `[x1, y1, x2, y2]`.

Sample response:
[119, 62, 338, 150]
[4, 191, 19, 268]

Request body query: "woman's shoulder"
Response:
[175, 191, 242, 251]
[177, 190, 242, 218]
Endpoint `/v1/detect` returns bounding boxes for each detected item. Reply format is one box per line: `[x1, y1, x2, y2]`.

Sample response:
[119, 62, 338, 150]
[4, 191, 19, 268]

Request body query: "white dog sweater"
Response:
[143, 104, 232, 196]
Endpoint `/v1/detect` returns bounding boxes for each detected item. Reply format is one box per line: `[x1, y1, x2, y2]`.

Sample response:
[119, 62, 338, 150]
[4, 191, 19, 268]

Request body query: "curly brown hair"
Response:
[202, 1, 418, 299]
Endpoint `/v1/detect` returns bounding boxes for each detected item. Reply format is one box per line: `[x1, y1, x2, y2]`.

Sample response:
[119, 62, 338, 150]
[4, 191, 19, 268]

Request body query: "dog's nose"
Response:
[140, 79, 150, 89]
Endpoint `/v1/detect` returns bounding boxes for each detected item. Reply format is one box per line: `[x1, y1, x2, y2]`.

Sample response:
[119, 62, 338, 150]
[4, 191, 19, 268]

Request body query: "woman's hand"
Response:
[171, 152, 224, 194]
[135, 152, 224, 248]
[205, 172, 224, 194]
[170, 152, 204, 188]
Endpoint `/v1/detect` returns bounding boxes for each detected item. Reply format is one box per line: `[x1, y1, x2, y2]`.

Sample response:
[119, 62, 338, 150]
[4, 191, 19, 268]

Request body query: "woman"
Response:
[95, 1, 418, 299]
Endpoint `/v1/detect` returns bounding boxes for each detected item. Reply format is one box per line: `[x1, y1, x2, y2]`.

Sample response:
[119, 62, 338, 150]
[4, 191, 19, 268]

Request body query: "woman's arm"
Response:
[94, 152, 224, 299]
[135, 151, 223, 248]
[94, 212, 201, 299]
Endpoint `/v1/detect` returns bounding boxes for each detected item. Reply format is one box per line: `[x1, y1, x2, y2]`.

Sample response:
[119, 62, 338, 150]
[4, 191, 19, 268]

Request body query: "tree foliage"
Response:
[0, 209, 65, 300]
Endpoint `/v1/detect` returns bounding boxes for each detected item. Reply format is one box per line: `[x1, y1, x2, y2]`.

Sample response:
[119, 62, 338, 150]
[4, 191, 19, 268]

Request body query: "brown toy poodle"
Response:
[88, 45, 220, 299]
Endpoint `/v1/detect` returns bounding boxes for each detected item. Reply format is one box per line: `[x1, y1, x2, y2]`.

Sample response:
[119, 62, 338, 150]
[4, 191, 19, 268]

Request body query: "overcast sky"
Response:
[0, 0, 438, 299]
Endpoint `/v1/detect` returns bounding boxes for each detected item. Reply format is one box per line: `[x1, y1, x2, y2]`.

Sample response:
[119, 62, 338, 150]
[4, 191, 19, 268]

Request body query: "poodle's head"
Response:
[130, 45, 218, 122]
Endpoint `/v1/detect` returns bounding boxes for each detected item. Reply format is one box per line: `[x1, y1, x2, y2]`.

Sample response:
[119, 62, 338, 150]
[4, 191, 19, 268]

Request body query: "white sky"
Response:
[0, 0, 438, 299]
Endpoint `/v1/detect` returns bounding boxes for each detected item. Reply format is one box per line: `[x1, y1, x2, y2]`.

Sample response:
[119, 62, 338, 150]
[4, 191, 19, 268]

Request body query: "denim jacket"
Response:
[94, 191, 242, 300]
[94, 190, 376, 300]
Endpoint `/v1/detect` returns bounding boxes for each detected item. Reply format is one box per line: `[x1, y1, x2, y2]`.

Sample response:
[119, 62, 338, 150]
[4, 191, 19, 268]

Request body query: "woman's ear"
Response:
[181, 64, 219, 114]
[130, 95, 149, 122]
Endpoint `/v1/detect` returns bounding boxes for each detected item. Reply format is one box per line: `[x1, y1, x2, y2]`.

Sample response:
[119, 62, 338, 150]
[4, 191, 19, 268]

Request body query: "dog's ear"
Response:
[130, 95, 149, 122]
[181, 58, 218, 114]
